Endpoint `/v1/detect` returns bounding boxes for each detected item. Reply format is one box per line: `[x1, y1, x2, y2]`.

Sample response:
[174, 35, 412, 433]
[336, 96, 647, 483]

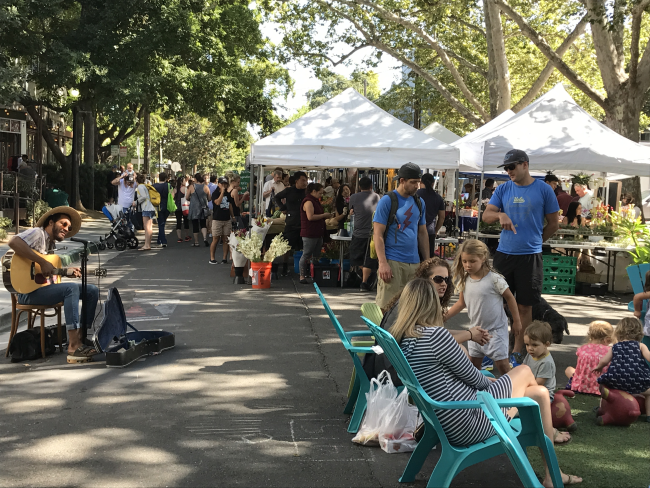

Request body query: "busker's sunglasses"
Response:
[503, 161, 524, 172]
[431, 275, 450, 285]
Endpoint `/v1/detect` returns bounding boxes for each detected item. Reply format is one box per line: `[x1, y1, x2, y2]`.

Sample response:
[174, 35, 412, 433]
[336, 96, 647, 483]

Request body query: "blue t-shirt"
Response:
[489, 179, 559, 255]
[373, 191, 426, 264]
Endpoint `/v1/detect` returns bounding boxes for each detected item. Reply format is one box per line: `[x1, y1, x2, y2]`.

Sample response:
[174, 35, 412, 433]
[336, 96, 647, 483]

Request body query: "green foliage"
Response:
[0, 217, 12, 229]
[26, 200, 51, 224]
[0, 229, 7, 241]
[611, 209, 650, 264]
[43, 163, 115, 210]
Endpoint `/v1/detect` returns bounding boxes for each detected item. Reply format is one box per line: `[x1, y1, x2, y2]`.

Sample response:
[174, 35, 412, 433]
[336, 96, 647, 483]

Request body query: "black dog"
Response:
[506, 297, 570, 349]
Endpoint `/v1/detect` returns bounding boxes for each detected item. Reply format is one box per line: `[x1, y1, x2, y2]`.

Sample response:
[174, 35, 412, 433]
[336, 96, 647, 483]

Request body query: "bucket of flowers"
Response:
[228, 229, 250, 283]
[237, 233, 291, 289]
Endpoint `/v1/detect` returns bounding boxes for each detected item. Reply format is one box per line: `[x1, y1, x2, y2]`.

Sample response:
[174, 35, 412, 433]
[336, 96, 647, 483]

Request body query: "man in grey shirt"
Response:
[349, 177, 380, 291]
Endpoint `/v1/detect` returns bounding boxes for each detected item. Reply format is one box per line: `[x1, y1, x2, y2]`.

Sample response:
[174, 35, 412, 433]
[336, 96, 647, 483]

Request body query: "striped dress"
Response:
[401, 325, 512, 447]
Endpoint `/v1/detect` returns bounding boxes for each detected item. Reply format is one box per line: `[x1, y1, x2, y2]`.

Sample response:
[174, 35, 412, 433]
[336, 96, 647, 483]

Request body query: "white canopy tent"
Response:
[462, 84, 650, 176]
[251, 88, 459, 170]
[422, 122, 461, 144]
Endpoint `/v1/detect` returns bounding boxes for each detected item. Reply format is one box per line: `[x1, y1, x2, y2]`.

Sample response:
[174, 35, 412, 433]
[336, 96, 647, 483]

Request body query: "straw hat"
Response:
[36, 206, 82, 238]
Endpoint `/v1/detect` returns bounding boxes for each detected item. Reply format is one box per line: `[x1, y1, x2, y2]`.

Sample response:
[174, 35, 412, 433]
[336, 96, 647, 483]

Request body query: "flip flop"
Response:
[67, 346, 94, 364]
[138, 248, 151, 252]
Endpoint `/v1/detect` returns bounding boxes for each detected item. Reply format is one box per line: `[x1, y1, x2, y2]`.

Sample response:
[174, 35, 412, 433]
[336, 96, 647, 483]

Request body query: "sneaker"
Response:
[204, 240, 209, 247]
[221, 259, 228, 264]
[481, 357, 494, 371]
[177, 239, 182, 243]
[359, 282, 370, 292]
[184, 236, 192, 242]
[299, 277, 313, 284]
[209, 259, 218, 264]
[509, 352, 525, 368]
[162, 244, 167, 248]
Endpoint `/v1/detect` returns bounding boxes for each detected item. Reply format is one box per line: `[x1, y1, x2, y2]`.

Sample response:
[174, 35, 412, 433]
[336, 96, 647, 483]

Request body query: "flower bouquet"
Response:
[251, 215, 272, 242]
[264, 233, 292, 262]
[236, 232, 264, 262]
[228, 232, 250, 268]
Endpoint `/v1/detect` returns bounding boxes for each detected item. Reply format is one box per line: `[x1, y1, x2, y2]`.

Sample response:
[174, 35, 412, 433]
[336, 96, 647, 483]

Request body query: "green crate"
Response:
[542, 283, 575, 295]
[543, 275, 575, 286]
[542, 255, 577, 267]
[543, 266, 576, 277]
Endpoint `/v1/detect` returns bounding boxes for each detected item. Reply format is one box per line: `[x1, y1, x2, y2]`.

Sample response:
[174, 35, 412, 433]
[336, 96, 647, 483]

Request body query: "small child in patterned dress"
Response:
[564, 321, 613, 395]
[593, 317, 650, 421]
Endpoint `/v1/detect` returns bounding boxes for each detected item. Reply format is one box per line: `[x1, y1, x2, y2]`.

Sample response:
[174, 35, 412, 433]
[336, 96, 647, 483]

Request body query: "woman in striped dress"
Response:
[392, 279, 581, 487]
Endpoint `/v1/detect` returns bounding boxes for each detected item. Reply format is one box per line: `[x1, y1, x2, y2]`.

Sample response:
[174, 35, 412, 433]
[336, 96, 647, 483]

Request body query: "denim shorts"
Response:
[142, 210, 156, 218]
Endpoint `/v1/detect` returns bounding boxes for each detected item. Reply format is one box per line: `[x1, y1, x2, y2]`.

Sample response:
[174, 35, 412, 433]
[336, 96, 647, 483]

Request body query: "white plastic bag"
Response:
[351, 371, 399, 446]
[378, 388, 419, 454]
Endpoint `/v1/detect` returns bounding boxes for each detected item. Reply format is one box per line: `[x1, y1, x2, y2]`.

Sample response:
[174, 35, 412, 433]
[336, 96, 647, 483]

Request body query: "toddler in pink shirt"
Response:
[565, 320, 613, 395]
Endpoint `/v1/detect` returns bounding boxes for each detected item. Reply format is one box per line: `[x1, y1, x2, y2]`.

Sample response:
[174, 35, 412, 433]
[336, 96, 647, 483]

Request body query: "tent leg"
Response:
[455, 170, 460, 237]
[476, 171, 484, 238]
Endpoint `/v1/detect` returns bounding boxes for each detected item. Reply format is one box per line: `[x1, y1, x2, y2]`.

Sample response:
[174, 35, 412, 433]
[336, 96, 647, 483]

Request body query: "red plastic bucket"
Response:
[251, 261, 272, 289]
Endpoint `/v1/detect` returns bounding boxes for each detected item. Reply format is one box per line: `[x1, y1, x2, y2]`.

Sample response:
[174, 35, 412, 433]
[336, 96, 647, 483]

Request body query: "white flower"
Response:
[264, 233, 292, 262]
[236, 232, 264, 262]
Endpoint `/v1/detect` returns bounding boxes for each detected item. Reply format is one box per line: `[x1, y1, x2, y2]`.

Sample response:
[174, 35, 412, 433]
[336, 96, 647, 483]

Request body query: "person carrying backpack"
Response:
[373, 162, 429, 308]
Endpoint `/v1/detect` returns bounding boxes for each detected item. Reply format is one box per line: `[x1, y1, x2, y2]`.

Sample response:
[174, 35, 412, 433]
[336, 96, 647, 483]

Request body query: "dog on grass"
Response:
[507, 297, 570, 348]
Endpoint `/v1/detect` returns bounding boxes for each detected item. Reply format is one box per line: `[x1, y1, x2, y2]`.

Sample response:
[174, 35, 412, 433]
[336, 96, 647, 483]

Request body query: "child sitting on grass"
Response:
[445, 239, 522, 376]
[632, 269, 650, 353]
[594, 317, 650, 421]
[564, 320, 613, 395]
[522, 321, 556, 401]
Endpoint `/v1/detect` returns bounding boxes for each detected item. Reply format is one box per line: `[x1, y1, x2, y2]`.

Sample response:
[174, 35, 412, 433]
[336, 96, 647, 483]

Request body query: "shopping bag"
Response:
[378, 387, 419, 453]
[351, 370, 399, 446]
[181, 196, 189, 217]
[130, 210, 144, 231]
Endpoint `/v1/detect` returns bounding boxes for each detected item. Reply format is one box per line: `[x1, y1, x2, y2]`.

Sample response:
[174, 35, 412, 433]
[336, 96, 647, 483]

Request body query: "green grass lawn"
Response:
[527, 394, 650, 488]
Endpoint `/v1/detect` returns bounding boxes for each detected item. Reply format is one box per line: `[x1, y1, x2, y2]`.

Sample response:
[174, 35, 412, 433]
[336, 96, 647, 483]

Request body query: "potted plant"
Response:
[610, 208, 650, 295]
[236, 232, 291, 289]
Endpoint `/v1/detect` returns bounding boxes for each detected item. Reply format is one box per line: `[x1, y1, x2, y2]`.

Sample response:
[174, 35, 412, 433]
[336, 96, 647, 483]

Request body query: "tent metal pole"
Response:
[455, 170, 460, 236]
[476, 171, 484, 238]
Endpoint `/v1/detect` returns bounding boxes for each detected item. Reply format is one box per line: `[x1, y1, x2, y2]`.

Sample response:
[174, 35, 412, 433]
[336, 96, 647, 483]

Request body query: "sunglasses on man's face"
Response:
[431, 275, 450, 285]
[503, 161, 523, 172]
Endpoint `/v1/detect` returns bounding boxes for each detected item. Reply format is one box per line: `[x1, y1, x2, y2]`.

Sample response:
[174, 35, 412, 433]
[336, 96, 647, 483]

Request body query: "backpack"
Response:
[369, 191, 423, 259]
[146, 183, 161, 206]
[8, 328, 57, 362]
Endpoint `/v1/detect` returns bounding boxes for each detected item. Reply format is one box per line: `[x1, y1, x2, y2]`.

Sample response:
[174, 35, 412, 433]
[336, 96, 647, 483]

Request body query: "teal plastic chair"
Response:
[361, 317, 564, 488]
[626, 264, 650, 321]
[314, 284, 375, 433]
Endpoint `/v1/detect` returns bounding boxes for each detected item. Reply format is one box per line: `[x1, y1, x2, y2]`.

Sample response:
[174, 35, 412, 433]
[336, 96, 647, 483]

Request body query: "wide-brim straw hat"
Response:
[36, 206, 82, 238]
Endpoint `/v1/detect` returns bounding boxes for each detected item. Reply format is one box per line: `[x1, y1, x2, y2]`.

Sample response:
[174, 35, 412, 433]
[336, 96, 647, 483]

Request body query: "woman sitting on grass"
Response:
[392, 278, 582, 487]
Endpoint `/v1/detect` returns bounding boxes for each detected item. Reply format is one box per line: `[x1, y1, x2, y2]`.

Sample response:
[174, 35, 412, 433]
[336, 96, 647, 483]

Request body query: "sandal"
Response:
[177, 238, 183, 243]
[138, 247, 151, 251]
[184, 236, 192, 242]
[553, 428, 571, 445]
[67, 346, 95, 364]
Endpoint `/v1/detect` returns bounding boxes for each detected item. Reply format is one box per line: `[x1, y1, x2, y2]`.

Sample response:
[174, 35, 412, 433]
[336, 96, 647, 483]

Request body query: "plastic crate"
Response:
[543, 275, 576, 286]
[543, 266, 576, 277]
[542, 283, 575, 295]
[542, 255, 577, 267]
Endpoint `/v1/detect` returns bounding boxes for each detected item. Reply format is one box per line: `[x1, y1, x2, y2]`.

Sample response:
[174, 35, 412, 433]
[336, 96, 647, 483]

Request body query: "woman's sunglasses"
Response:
[431, 275, 450, 285]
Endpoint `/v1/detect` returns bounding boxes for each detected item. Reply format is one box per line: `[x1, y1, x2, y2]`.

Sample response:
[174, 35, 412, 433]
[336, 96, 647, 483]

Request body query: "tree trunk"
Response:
[144, 108, 150, 175]
[71, 107, 85, 211]
[84, 109, 95, 210]
[24, 105, 70, 171]
[484, 0, 511, 118]
[604, 93, 642, 142]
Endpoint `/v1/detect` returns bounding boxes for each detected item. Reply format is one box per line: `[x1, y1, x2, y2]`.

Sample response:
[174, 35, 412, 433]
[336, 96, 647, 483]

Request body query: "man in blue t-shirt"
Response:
[373, 162, 428, 308]
[483, 149, 560, 365]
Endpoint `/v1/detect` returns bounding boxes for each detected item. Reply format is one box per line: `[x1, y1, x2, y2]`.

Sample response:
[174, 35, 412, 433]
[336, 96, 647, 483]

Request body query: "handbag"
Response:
[130, 202, 144, 230]
[167, 183, 177, 212]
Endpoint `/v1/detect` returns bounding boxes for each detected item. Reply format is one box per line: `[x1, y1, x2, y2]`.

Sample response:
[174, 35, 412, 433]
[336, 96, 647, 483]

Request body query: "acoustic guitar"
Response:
[1, 250, 107, 294]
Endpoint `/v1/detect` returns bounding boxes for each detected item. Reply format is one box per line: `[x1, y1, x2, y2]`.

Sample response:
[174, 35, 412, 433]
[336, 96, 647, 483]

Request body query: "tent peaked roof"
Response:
[473, 84, 650, 175]
[252, 88, 458, 169]
[422, 122, 461, 143]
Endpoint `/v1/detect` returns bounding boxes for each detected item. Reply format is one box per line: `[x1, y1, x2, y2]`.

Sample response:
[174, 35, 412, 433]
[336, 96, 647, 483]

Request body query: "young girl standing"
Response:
[564, 320, 613, 395]
[593, 317, 650, 420]
[446, 239, 523, 375]
[632, 270, 650, 354]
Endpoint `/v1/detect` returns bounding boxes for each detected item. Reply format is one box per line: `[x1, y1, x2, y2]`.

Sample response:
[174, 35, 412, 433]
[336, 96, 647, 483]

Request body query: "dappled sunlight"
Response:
[2, 397, 65, 414]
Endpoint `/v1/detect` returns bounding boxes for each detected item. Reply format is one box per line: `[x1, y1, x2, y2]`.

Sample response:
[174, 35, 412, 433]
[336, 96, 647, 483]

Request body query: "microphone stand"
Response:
[71, 237, 90, 343]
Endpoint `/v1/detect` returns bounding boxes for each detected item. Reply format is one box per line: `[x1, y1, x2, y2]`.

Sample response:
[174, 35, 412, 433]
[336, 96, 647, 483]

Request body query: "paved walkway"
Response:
[0, 231, 631, 487]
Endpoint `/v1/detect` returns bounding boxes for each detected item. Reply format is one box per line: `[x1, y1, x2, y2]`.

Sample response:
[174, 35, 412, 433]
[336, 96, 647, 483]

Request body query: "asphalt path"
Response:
[0, 230, 629, 487]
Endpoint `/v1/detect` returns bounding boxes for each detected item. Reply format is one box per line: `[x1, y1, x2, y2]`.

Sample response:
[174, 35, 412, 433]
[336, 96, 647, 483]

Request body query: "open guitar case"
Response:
[93, 287, 175, 368]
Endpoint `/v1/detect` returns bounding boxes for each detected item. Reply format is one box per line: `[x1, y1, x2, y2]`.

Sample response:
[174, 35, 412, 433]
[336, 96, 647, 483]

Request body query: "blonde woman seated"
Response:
[391, 278, 581, 487]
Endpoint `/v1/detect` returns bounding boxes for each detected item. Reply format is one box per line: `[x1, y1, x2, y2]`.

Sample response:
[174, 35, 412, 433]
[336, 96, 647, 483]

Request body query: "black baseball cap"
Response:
[218, 177, 228, 185]
[498, 149, 529, 167]
[397, 162, 422, 180]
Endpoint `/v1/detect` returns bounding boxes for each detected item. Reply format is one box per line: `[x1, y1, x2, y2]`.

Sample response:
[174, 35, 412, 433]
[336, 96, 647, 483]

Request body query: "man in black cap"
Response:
[483, 149, 560, 366]
[373, 162, 429, 308]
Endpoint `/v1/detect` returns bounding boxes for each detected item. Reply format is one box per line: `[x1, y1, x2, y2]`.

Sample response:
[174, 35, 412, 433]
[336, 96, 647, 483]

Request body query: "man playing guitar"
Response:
[8, 207, 99, 362]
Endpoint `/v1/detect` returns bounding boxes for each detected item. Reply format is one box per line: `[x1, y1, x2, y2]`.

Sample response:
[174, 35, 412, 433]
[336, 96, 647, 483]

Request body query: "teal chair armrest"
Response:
[346, 330, 374, 338]
[348, 346, 375, 354]
[492, 397, 539, 409]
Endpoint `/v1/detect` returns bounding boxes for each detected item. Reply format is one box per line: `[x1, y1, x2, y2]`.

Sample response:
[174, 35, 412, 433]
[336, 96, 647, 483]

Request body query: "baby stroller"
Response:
[100, 205, 139, 251]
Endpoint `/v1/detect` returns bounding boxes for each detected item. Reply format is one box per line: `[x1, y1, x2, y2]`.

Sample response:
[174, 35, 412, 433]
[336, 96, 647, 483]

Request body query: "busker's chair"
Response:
[314, 284, 374, 433]
[5, 294, 63, 359]
[361, 316, 564, 488]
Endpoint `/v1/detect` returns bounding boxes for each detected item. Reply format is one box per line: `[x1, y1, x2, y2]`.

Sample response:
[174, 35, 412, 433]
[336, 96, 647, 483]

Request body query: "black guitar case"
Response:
[93, 287, 175, 368]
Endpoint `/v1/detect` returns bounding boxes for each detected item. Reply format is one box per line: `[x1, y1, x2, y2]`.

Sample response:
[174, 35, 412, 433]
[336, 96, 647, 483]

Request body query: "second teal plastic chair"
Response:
[314, 284, 374, 433]
[361, 317, 564, 488]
